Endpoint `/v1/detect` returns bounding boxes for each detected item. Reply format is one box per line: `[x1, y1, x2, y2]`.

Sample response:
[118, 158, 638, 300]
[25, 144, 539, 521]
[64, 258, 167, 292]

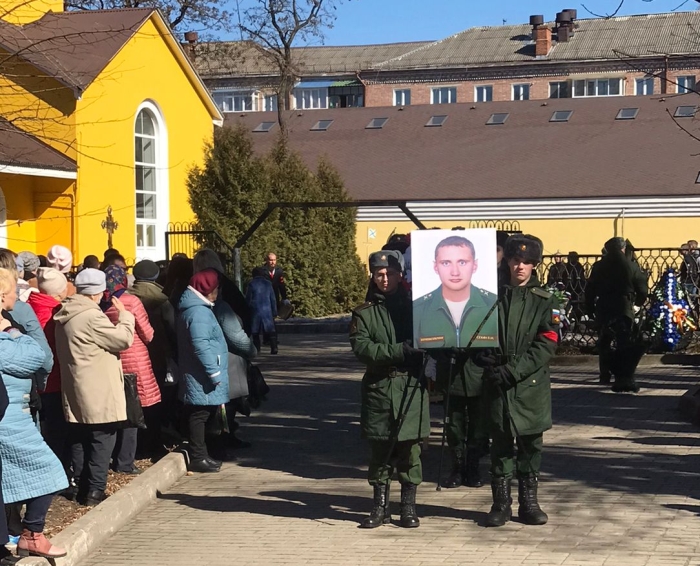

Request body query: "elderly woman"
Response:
[177, 269, 229, 473]
[0, 268, 68, 559]
[103, 265, 160, 473]
[54, 268, 135, 506]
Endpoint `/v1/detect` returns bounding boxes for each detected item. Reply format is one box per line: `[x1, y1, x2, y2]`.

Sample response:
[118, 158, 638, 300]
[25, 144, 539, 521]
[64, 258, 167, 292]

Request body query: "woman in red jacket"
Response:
[103, 265, 161, 473]
[27, 268, 69, 475]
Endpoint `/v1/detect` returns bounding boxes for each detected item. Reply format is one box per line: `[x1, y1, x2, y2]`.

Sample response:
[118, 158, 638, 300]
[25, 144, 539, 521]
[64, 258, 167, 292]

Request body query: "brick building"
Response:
[194, 10, 700, 114]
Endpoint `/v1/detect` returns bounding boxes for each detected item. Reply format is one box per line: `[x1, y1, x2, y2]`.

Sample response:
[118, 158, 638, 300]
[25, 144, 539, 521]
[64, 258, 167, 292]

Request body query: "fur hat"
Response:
[504, 234, 543, 264]
[75, 268, 106, 295]
[36, 267, 67, 297]
[368, 250, 404, 273]
[47, 245, 73, 274]
[193, 249, 225, 274]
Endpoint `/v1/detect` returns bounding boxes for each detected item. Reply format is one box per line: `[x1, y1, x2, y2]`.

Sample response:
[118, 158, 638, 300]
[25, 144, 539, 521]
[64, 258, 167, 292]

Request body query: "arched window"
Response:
[134, 102, 168, 259]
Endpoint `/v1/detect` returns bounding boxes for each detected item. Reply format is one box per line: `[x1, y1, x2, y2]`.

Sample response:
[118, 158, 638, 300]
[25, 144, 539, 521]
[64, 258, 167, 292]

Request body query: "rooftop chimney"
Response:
[183, 31, 198, 61]
[530, 14, 545, 40]
[534, 25, 552, 57]
[184, 31, 199, 43]
[555, 11, 573, 42]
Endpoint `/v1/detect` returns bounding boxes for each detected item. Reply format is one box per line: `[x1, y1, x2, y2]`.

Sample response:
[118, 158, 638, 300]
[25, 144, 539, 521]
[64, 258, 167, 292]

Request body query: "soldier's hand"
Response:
[402, 340, 424, 365]
[473, 348, 499, 368]
[485, 365, 515, 390]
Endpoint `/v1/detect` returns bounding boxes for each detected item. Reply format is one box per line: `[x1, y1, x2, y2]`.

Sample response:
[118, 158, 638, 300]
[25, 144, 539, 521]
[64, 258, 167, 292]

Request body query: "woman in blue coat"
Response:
[0, 268, 67, 559]
[246, 267, 278, 354]
[177, 269, 229, 474]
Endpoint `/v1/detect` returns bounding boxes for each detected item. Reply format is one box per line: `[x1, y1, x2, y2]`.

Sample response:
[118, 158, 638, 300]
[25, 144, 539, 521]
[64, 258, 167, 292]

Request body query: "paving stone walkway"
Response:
[83, 335, 700, 566]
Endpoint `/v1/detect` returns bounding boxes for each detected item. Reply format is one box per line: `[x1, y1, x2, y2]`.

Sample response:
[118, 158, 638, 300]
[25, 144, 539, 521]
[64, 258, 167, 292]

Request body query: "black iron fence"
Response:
[165, 222, 238, 281]
[537, 248, 694, 350]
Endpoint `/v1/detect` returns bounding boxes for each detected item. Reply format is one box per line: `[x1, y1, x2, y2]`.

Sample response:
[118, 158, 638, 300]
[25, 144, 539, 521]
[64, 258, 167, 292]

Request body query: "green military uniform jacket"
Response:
[585, 251, 648, 322]
[485, 277, 559, 437]
[413, 284, 498, 349]
[350, 287, 431, 442]
[435, 352, 484, 398]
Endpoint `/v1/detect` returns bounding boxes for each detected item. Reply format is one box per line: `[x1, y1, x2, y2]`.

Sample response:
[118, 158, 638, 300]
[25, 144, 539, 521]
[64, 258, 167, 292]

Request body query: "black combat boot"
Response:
[360, 484, 391, 528]
[485, 476, 512, 527]
[269, 335, 279, 355]
[399, 483, 420, 528]
[463, 449, 483, 488]
[442, 452, 463, 489]
[517, 474, 548, 525]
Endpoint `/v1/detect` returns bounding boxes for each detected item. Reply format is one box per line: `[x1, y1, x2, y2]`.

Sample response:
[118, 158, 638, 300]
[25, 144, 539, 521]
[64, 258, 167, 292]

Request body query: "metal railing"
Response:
[165, 222, 238, 281]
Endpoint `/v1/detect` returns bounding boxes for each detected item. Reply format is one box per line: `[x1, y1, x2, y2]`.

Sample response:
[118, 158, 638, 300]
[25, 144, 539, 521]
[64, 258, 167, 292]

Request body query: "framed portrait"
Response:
[411, 229, 499, 349]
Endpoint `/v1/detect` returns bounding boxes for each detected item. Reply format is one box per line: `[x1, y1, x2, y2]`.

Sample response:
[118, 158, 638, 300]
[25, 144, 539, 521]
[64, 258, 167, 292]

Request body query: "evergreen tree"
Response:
[187, 125, 366, 317]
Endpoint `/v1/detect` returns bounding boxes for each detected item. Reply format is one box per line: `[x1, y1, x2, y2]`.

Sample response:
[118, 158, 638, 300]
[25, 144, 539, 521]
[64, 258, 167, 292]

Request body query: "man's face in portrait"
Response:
[434, 245, 477, 297]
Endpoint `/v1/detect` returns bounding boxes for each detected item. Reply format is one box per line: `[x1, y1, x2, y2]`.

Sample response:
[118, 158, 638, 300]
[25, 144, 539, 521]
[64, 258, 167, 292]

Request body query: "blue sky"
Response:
[228, 0, 696, 45]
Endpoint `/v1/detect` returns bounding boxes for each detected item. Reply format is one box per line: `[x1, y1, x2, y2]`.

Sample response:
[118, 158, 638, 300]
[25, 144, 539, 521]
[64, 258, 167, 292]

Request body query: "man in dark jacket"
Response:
[350, 250, 429, 529]
[476, 234, 559, 528]
[585, 237, 647, 392]
[264, 252, 288, 305]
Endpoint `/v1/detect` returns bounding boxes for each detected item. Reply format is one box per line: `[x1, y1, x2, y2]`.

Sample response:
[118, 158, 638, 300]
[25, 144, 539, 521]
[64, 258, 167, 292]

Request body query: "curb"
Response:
[17, 452, 187, 566]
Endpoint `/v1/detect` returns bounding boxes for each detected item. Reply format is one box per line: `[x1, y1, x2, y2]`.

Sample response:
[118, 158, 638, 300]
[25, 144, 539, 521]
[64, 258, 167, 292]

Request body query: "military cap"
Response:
[504, 234, 543, 264]
[604, 237, 626, 253]
[369, 250, 404, 273]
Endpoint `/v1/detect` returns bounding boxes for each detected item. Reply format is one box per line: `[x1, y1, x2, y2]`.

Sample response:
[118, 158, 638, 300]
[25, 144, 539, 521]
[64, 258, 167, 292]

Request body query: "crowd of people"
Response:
[0, 245, 288, 563]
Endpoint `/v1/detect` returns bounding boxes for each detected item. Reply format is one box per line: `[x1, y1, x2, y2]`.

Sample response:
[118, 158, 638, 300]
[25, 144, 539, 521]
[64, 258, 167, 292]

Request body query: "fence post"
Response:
[233, 247, 242, 291]
[165, 232, 170, 261]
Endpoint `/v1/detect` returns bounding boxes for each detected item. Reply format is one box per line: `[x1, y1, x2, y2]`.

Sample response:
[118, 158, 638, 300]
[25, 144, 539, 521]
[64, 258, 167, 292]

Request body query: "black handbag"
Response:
[123, 373, 146, 429]
[247, 364, 270, 409]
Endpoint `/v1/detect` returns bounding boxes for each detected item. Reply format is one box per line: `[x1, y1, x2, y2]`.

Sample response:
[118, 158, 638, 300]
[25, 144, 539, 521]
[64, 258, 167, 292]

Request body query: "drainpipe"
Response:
[613, 208, 626, 238]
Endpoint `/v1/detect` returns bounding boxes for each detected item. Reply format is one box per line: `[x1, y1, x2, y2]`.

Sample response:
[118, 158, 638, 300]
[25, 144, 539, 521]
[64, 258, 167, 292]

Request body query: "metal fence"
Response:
[164, 222, 238, 280]
[537, 248, 693, 351]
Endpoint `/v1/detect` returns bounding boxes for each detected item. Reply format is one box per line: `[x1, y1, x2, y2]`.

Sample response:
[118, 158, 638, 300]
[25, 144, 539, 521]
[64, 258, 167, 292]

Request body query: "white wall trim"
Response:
[356, 196, 700, 221]
[0, 165, 76, 179]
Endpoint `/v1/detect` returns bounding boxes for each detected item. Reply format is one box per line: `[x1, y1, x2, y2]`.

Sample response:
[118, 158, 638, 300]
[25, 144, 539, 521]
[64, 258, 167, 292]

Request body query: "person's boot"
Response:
[485, 476, 512, 527]
[463, 449, 483, 488]
[189, 459, 221, 473]
[17, 529, 67, 559]
[269, 335, 279, 355]
[442, 452, 463, 489]
[517, 474, 548, 525]
[598, 372, 611, 385]
[360, 483, 391, 528]
[399, 483, 420, 528]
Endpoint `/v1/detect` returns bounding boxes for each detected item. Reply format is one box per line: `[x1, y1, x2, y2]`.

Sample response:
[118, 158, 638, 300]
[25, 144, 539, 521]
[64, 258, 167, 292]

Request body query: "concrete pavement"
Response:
[82, 335, 700, 566]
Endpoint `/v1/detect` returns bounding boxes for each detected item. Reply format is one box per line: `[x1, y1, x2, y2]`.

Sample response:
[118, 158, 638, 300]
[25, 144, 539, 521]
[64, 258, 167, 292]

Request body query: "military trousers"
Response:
[598, 316, 633, 380]
[490, 430, 543, 478]
[445, 394, 482, 457]
[368, 440, 422, 486]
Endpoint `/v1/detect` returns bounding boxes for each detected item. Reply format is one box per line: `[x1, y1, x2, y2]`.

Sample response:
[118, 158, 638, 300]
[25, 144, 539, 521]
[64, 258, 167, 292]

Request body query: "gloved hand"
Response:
[472, 348, 499, 368]
[424, 356, 438, 381]
[485, 365, 515, 390]
[402, 340, 424, 366]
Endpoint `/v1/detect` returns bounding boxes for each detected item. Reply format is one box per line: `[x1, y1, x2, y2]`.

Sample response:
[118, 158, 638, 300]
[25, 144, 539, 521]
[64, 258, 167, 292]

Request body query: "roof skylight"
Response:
[674, 106, 696, 118]
[366, 117, 389, 129]
[253, 121, 276, 132]
[311, 119, 334, 131]
[486, 113, 509, 125]
[550, 110, 573, 122]
[615, 108, 639, 120]
[425, 115, 448, 127]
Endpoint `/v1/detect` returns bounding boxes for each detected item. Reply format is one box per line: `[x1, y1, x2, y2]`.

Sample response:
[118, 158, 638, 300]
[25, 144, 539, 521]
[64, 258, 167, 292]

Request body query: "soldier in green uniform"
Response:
[414, 235, 498, 348]
[585, 237, 648, 392]
[436, 353, 485, 489]
[476, 235, 559, 527]
[350, 250, 430, 529]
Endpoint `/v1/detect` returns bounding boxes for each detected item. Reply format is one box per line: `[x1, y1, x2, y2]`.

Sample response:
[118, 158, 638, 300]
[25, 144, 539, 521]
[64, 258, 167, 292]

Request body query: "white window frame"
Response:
[293, 88, 328, 110]
[635, 77, 654, 96]
[512, 83, 530, 101]
[572, 78, 623, 98]
[677, 75, 696, 94]
[394, 89, 411, 106]
[431, 86, 457, 104]
[212, 90, 256, 113]
[475, 85, 493, 102]
[134, 101, 168, 261]
[263, 94, 278, 112]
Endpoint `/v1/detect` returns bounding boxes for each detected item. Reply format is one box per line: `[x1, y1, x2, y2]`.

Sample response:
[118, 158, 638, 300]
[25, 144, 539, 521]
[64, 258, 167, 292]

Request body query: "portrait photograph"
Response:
[411, 229, 499, 349]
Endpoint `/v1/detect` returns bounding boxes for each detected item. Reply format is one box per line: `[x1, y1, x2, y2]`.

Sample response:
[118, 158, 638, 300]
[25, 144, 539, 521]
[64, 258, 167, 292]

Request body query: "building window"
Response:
[549, 81, 570, 99]
[512, 84, 530, 101]
[635, 77, 654, 96]
[263, 94, 278, 112]
[431, 87, 457, 104]
[572, 78, 623, 97]
[329, 85, 364, 108]
[677, 75, 696, 94]
[475, 85, 493, 102]
[394, 89, 411, 106]
[212, 90, 255, 113]
[294, 88, 328, 110]
[134, 103, 168, 259]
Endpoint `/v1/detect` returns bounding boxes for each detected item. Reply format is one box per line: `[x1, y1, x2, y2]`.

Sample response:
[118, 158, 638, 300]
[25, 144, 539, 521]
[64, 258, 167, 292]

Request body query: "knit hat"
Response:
[36, 267, 67, 297]
[193, 249, 225, 274]
[190, 269, 219, 296]
[104, 265, 128, 300]
[133, 260, 160, 281]
[504, 234, 543, 264]
[47, 245, 73, 274]
[18, 251, 40, 275]
[75, 268, 106, 295]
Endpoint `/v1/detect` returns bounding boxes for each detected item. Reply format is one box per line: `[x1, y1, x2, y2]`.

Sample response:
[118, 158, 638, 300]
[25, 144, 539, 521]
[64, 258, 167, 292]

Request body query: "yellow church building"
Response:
[0, 0, 222, 264]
